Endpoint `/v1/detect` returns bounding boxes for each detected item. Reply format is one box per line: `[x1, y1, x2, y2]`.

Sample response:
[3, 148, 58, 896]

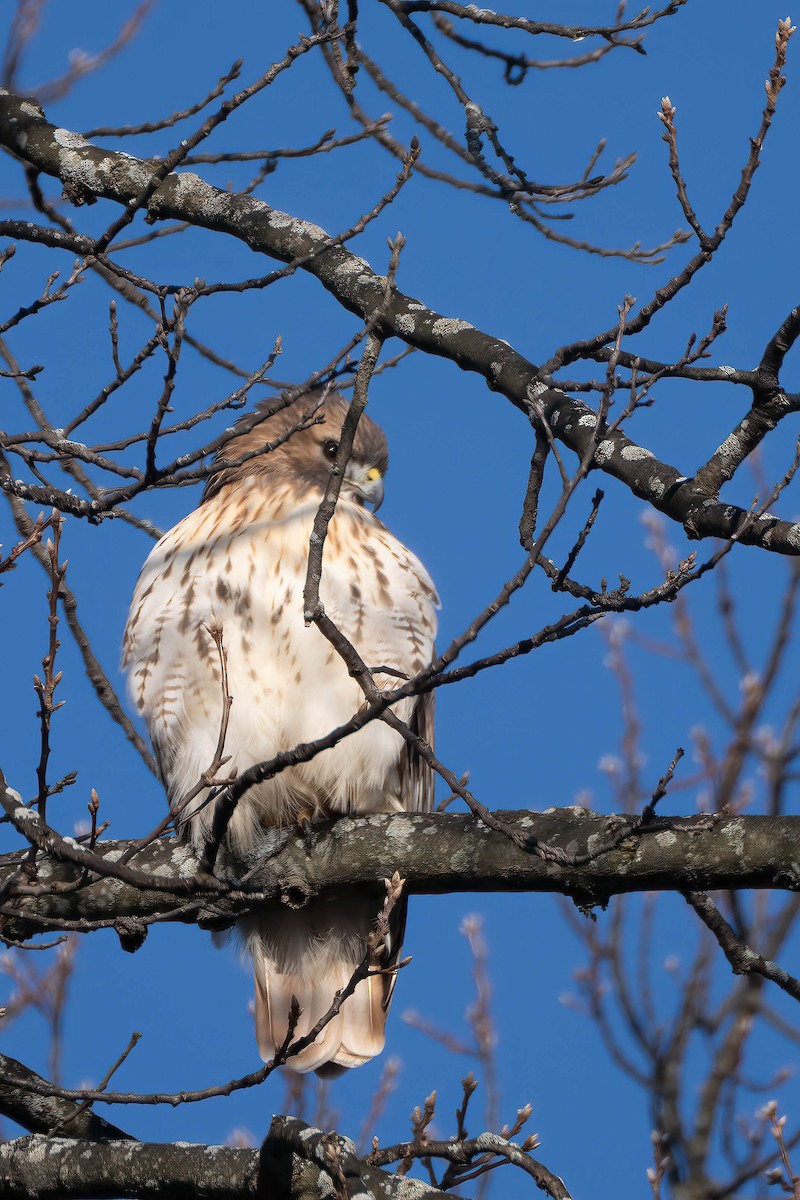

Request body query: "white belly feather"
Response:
[123, 484, 438, 850]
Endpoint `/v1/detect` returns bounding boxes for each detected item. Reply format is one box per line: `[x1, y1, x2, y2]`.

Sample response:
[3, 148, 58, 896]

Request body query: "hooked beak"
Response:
[348, 464, 384, 512]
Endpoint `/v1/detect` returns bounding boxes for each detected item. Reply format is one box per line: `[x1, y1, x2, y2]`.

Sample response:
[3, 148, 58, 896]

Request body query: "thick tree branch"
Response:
[0, 1118, 452, 1200]
[0, 1134, 258, 1199]
[0, 1053, 132, 1142]
[1, 91, 799, 552]
[2, 812, 800, 943]
[0, 1107, 568, 1199]
[262, 1116, 450, 1200]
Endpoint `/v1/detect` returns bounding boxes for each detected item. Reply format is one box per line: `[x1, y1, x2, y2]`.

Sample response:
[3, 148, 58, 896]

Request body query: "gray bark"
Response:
[0, 1119, 448, 1200]
[0, 1054, 132, 1142]
[0, 89, 798, 553]
[3, 811, 800, 944]
[0, 1134, 258, 1199]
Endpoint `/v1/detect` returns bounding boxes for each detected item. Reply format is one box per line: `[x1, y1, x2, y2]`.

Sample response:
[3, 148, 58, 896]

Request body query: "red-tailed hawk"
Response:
[123, 392, 438, 1074]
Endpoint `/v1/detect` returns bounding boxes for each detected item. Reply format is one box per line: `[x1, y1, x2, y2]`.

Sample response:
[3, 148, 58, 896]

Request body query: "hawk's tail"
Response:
[245, 886, 406, 1076]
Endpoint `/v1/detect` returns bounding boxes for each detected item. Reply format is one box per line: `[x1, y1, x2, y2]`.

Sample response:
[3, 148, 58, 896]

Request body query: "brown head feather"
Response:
[202, 391, 389, 504]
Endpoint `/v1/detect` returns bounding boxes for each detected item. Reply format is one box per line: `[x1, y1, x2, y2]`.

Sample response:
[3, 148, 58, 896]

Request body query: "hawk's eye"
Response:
[322, 439, 339, 461]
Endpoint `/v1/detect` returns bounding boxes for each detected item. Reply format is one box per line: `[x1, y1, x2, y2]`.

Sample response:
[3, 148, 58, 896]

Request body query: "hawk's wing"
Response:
[399, 685, 435, 814]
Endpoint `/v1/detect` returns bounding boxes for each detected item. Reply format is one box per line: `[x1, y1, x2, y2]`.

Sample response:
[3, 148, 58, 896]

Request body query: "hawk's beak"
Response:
[361, 467, 384, 513]
[345, 463, 385, 512]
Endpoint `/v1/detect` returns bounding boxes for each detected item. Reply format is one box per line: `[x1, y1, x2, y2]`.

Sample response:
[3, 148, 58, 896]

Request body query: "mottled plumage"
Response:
[123, 392, 438, 1073]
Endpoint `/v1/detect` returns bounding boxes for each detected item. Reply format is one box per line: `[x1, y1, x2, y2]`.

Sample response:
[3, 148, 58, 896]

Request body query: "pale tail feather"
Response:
[246, 887, 405, 1075]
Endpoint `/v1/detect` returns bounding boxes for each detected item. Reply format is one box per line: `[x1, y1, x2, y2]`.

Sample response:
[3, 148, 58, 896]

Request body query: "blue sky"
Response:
[2, 3, 800, 1196]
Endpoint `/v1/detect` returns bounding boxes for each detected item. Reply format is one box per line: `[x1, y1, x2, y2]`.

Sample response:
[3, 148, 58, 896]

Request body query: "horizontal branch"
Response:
[0, 1118, 448, 1200]
[0, 90, 799, 552]
[0, 1134, 258, 1200]
[3, 811, 800, 942]
[394, 0, 685, 40]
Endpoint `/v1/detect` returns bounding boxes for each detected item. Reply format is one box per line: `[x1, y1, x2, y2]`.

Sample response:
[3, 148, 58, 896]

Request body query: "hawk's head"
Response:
[202, 391, 389, 509]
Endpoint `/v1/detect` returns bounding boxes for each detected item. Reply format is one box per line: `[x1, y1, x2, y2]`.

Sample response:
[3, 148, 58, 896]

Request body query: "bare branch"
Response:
[3, 813, 800, 945]
[684, 891, 800, 1002]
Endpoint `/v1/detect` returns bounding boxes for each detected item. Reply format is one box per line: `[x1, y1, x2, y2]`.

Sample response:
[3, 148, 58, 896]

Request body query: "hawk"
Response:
[123, 392, 438, 1074]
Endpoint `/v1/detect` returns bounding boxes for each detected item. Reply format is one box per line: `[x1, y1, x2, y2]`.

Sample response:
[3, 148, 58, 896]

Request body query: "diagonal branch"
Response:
[683, 891, 800, 1002]
[0, 1052, 132, 1141]
[1, 88, 800, 552]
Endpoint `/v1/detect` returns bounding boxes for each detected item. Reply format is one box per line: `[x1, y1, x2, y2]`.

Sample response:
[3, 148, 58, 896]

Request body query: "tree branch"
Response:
[0, 1053, 132, 1142]
[0, 1114, 461, 1200]
[0, 1134, 258, 1200]
[1, 90, 800, 552]
[3, 812, 800, 943]
[683, 890, 800, 1001]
